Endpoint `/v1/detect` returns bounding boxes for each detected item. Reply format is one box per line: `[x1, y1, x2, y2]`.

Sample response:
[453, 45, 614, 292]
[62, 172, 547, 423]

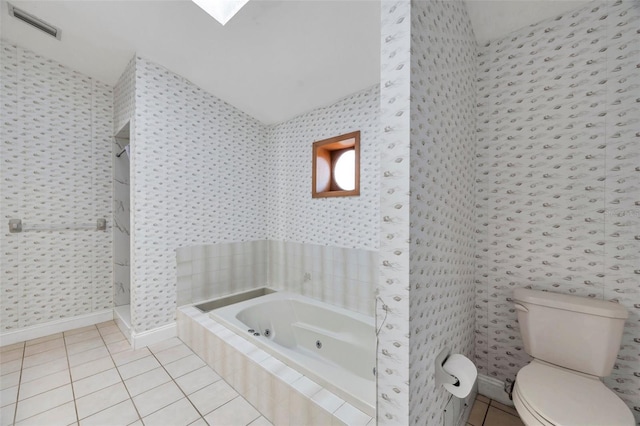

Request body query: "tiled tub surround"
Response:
[177, 241, 378, 317]
[210, 291, 376, 416]
[177, 306, 374, 426]
[269, 241, 378, 317]
[176, 241, 269, 307]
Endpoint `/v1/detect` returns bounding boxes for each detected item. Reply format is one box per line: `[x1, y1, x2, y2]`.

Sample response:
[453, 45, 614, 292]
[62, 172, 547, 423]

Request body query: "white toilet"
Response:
[512, 288, 634, 426]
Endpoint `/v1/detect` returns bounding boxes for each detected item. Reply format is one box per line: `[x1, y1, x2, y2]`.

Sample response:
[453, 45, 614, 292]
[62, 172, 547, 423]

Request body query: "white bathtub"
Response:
[209, 291, 376, 416]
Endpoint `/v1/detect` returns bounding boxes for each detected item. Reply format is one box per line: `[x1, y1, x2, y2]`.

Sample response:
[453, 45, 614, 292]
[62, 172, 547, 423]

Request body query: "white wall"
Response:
[0, 41, 113, 331]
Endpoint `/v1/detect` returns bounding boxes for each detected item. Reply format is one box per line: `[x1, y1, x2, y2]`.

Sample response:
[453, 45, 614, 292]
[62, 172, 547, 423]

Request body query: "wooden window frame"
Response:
[312, 131, 360, 198]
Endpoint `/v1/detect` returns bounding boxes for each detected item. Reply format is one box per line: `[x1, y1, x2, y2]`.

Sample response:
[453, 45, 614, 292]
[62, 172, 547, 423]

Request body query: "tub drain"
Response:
[315, 340, 322, 349]
[264, 329, 271, 337]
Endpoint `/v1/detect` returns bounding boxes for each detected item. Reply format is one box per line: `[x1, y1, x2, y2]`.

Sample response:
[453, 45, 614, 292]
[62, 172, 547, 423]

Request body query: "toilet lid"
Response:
[516, 362, 634, 426]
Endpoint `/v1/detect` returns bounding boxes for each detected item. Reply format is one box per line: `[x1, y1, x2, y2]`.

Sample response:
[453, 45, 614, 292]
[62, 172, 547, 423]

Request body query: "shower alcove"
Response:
[113, 122, 132, 340]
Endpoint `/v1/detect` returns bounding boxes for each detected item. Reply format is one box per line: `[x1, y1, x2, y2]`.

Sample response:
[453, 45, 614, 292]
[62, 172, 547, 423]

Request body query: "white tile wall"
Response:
[176, 240, 377, 317]
[177, 306, 374, 426]
[0, 41, 113, 331]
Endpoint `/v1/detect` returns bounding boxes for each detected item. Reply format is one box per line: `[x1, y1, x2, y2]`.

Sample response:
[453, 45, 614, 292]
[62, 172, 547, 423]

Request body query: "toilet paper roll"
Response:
[442, 354, 477, 398]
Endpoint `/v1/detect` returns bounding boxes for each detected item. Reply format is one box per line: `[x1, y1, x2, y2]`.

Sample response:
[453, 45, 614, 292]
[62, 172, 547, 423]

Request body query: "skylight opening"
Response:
[191, 0, 249, 26]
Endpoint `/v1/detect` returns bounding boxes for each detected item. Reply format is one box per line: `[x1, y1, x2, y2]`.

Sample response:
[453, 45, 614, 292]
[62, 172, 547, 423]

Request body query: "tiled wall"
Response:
[175, 241, 377, 317]
[131, 57, 269, 333]
[0, 41, 113, 331]
[409, 1, 478, 424]
[473, 1, 640, 418]
[175, 241, 269, 307]
[269, 241, 377, 316]
[124, 54, 382, 333]
[267, 85, 380, 251]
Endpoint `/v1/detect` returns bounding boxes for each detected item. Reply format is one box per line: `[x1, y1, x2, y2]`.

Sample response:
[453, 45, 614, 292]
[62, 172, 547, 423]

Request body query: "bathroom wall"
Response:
[266, 85, 380, 315]
[267, 85, 380, 251]
[0, 41, 113, 331]
[377, 1, 412, 423]
[377, 1, 478, 423]
[409, 1, 478, 424]
[131, 57, 269, 333]
[474, 0, 640, 417]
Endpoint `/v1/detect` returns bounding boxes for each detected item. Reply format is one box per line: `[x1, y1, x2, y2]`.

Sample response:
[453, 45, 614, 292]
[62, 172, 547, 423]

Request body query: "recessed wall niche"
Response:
[312, 130, 360, 198]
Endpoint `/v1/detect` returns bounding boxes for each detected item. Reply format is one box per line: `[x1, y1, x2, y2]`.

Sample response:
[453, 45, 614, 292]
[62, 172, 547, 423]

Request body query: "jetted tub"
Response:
[210, 291, 376, 416]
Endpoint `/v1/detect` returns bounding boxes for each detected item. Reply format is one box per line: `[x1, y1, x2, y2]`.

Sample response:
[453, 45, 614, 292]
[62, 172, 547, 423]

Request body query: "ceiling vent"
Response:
[8, 3, 61, 40]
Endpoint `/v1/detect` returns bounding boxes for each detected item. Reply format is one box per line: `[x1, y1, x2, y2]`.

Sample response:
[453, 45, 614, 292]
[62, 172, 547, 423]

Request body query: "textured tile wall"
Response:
[409, 1, 478, 424]
[0, 41, 113, 331]
[266, 85, 380, 251]
[473, 1, 640, 418]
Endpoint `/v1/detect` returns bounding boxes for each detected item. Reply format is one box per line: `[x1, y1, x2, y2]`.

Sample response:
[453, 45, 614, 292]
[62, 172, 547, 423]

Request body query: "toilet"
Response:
[512, 288, 634, 426]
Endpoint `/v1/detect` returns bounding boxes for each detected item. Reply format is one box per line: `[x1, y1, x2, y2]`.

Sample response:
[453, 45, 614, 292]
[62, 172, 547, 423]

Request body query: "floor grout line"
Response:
[63, 325, 86, 425]
[10, 342, 25, 426]
[100, 324, 144, 425]
[147, 343, 209, 424]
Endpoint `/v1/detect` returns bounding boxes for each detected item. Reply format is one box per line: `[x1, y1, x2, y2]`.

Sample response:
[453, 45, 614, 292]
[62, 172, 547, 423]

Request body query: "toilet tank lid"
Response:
[513, 289, 628, 319]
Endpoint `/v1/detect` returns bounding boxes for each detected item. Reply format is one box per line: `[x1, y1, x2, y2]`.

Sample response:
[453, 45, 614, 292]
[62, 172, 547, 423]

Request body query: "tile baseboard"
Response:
[131, 322, 177, 349]
[0, 310, 114, 346]
[477, 374, 514, 407]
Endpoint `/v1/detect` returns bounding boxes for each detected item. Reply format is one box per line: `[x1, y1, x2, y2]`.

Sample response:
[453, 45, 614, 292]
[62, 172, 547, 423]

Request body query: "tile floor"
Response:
[467, 394, 524, 426]
[1, 321, 524, 426]
[0, 321, 271, 426]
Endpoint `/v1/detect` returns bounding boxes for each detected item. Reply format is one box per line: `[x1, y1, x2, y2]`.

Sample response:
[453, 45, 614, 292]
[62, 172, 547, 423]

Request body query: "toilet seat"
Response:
[514, 361, 634, 426]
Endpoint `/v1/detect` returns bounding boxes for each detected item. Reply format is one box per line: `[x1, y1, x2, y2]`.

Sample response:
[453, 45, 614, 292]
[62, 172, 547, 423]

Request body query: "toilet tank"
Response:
[513, 288, 628, 377]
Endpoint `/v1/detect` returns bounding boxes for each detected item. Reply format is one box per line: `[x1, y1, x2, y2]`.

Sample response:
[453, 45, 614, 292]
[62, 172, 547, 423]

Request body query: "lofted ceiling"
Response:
[1, 0, 592, 125]
[0, 0, 381, 125]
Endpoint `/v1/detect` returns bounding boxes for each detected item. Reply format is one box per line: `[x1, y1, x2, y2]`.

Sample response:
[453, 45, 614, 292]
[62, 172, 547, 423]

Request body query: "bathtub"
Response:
[210, 291, 376, 416]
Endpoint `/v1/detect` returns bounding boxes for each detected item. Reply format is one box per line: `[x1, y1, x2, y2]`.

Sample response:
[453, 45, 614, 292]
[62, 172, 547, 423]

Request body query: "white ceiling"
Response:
[1, 0, 592, 125]
[465, 0, 592, 44]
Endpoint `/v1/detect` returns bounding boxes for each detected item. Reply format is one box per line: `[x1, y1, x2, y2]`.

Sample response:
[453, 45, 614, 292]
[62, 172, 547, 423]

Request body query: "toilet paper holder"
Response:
[435, 348, 460, 387]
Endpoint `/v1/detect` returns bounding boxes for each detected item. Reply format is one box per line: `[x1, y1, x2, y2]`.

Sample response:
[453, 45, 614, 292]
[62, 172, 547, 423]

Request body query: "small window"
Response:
[312, 131, 360, 198]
